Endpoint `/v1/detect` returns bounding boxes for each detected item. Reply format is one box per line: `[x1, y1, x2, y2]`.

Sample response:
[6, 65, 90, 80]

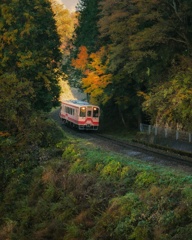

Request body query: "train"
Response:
[60, 100, 100, 130]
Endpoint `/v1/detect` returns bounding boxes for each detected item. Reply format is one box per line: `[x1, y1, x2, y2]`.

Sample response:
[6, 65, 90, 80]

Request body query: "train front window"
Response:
[80, 107, 86, 117]
[87, 110, 91, 117]
[93, 107, 99, 117]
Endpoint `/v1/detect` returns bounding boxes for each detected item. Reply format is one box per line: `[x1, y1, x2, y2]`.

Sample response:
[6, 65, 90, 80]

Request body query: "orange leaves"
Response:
[82, 71, 111, 93]
[72, 46, 112, 104]
[71, 46, 88, 70]
[89, 47, 108, 75]
[0, 131, 10, 137]
[82, 47, 112, 104]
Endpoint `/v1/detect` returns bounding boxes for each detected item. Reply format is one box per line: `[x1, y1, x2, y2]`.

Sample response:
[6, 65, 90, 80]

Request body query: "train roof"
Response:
[62, 100, 96, 106]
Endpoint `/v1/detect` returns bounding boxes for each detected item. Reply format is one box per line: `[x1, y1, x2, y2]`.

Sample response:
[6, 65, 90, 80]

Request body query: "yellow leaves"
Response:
[16, 51, 34, 68]
[89, 47, 108, 75]
[2, 29, 18, 45]
[20, 22, 31, 37]
[82, 49, 112, 104]
[50, 0, 75, 45]
[72, 46, 112, 104]
[82, 72, 109, 96]
[20, 12, 35, 38]
[1, 5, 15, 26]
[137, 91, 148, 99]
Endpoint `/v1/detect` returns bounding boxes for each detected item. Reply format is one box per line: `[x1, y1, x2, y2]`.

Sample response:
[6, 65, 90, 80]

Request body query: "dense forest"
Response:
[0, 0, 64, 194]
[1, 0, 192, 239]
[66, 0, 192, 130]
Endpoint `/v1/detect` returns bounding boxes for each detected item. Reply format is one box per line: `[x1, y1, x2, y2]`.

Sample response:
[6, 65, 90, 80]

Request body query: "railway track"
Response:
[93, 133, 192, 168]
[50, 109, 192, 173]
[61, 125, 192, 172]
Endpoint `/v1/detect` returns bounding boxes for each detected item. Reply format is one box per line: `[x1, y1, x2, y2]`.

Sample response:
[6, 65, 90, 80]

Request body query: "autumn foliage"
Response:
[69, 0, 192, 130]
[72, 46, 89, 70]
[72, 46, 112, 104]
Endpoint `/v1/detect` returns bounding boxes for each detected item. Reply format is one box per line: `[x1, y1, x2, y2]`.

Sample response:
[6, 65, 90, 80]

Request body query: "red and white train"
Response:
[60, 100, 100, 130]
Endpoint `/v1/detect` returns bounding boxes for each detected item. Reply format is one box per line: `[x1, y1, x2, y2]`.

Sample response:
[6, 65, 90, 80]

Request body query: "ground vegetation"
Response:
[1, 132, 192, 239]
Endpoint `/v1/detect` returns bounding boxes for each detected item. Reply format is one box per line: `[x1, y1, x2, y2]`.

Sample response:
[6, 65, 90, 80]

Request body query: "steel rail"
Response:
[93, 133, 192, 168]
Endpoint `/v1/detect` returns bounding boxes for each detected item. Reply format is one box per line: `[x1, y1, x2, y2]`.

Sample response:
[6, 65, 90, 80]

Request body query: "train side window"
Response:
[80, 107, 86, 117]
[93, 107, 99, 117]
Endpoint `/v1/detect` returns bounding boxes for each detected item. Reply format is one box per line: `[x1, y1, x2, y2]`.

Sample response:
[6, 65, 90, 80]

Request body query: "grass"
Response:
[1, 128, 192, 240]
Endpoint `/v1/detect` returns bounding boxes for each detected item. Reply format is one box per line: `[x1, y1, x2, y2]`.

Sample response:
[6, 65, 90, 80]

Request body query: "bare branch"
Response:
[167, 0, 183, 22]
[168, 37, 187, 45]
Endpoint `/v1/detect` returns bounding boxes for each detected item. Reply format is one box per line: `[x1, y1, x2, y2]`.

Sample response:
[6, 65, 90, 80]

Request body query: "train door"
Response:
[87, 106, 92, 117]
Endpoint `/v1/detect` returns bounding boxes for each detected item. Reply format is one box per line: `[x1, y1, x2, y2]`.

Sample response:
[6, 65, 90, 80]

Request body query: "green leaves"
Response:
[69, 0, 192, 128]
[143, 62, 192, 130]
[0, 0, 63, 190]
[0, 73, 34, 132]
[0, 0, 61, 113]
[75, 0, 100, 52]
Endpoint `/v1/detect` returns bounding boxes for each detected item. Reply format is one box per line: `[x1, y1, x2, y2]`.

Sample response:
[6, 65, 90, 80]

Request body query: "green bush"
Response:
[135, 171, 157, 188]
[100, 160, 122, 180]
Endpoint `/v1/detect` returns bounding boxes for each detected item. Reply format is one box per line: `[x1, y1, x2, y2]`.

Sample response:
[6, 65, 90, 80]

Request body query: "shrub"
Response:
[135, 171, 157, 188]
[100, 160, 122, 180]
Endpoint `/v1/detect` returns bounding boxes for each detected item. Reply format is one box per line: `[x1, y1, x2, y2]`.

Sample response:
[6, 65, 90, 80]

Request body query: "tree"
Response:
[64, 0, 101, 88]
[98, 0, 145, 125]
[75, 0, 101, 52]
[71, 46, 112, 104]
[137, 0, 192, 129]
[0, 73, 34, 134]
[142, 57, 192, 130]
[0, 0, 61, 114]
[71, 46, 89, 71]
[81, 47, 112, 104]
[50, 0, 76, 52]
[69, 0, 192, 129]
[0, 0, 64, 190]
[98, 0, 192, 127]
